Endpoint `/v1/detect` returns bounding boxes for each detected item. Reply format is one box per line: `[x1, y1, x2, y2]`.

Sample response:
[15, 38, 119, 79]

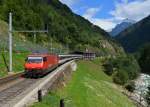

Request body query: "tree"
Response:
[113, 70, 129, 85]
[106, 55, 140, 85]
[103, 62, 113, 76]
[138, 44, 150, 73]
[125, 81, 135, 93]
[0, 0, 123, 55]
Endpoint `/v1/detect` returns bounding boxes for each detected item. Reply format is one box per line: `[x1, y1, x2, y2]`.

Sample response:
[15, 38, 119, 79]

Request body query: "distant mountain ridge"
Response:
[116, 15, 150, 52]
[110, 19, 136, 37]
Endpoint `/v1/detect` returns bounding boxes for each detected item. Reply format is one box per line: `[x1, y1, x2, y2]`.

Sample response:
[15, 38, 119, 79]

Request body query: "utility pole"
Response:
[9, 12, 12, 72]
[34, 33, 36, 44]
[50, 38, 53, 53]
[8, 12, 48, 72]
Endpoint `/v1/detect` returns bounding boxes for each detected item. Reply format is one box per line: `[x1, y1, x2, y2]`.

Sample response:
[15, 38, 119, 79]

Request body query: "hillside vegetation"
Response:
[136, 43, 150, 74]
[0, 0, 126, 78]
[0, 52, 28, 77]
[116, 15, 150, 52]
[0, 0, 124, 56]
[104, 56, 140, 85]
[32, 60, 135, 107]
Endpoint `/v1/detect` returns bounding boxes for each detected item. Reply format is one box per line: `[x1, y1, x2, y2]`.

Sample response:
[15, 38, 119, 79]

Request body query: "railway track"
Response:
[0, 72, 24, 85]
[0, 73, 42, 107]
[0, 72, 39, 106]
[0, 58, 77, 107]
[0, 56, 74, 91]
[0, 78, 38, 106]
[0, 73, 25, 92]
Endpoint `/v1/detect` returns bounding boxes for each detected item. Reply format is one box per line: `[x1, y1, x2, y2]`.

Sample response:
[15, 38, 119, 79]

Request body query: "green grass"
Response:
[0, 52, 28, 77]
[31, 60, 135, 107]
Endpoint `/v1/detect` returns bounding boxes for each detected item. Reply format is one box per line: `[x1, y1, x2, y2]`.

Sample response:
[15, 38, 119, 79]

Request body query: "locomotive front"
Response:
[24, 54, 59, 77]
[25, 56, 44, 71]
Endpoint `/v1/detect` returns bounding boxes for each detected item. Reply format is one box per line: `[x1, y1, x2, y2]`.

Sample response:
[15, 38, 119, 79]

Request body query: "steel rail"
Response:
[0, 72, 24, 85]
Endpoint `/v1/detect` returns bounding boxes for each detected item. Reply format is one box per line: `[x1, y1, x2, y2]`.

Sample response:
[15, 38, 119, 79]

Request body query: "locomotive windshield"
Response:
[27, 57, 43, 63]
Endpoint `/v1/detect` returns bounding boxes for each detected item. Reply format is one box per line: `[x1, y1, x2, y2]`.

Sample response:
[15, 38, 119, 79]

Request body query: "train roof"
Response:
[28, 53, 57, 57]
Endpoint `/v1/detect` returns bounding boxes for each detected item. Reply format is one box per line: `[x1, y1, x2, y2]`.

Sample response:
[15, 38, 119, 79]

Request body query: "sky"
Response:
[59, 0, 150, 31]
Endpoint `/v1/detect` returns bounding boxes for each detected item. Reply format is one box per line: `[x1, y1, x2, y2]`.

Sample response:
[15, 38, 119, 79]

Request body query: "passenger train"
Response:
[24, 53, 82, 77]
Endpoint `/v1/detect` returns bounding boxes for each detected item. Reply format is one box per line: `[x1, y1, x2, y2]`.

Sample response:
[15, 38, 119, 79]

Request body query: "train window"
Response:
[43, 57, 47, 62]
[27, 57, 43, 63]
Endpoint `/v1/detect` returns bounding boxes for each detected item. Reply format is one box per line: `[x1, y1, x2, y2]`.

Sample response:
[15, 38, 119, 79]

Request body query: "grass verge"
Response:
[31, 59, 135, 107]
[0, 52, 28, 77]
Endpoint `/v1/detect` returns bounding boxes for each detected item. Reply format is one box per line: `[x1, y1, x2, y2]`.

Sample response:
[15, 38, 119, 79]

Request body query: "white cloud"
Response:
[111, 0, 150, 21]
[83, 7, 101, 19]
[121, 0, 129, 4]
[59, 0, 78, 6]
[59, 1, 117, 31]
[83, 7, 116, 31]
[82, 0, 150, 31]
[91, 18, 116, 31]
[61, 0, 150, 31]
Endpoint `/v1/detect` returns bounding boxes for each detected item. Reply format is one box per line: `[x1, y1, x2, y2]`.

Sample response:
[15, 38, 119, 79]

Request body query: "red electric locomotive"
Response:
[24, 54, 59, 77]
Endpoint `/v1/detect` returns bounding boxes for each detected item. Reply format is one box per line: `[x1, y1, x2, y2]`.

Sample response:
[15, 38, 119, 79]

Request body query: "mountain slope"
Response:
[110, 19, 135, 37]
[0, 0, 124, 56]
[116, 15, 150, 52]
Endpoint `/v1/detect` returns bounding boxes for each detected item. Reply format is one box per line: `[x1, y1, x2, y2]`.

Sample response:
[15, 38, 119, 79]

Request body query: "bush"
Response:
[113, 70, 129, 85]
[113, 56, 139, 79]
[105, 55, 140, 85]
[138, 43, 150, 73]
[103, 62, 113, 76]
[125, 81, 135, 92]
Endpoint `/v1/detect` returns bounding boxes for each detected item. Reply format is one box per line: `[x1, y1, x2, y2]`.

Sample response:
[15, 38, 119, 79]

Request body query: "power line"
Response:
[8, 12, 48, 72]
